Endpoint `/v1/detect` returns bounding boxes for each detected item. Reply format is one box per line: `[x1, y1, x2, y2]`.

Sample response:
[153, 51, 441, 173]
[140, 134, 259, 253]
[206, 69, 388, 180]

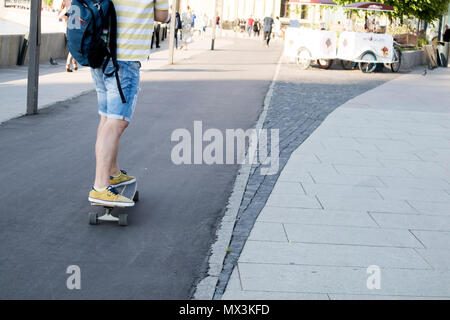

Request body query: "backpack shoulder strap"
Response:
[108, 2, 119, 63]
[105, 2, 127, 104]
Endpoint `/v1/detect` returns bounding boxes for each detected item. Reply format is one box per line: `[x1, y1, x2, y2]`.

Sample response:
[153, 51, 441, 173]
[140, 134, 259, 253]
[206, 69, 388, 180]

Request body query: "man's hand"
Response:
[155, 9, 169, 23]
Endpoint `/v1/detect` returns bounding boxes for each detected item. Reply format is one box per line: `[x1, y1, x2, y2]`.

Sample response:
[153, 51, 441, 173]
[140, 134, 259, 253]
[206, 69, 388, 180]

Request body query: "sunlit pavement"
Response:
[2, 33, 449, 299]
[221, 67, 450, 300]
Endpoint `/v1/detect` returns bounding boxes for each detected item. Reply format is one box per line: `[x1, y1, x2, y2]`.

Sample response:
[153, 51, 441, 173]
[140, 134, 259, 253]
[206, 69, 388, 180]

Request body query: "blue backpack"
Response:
[66, 0, 126, 103]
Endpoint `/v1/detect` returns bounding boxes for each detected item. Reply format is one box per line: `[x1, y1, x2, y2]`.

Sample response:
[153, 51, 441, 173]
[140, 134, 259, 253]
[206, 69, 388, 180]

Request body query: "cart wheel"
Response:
[390, 48, 402, 73]
[118, 213, 128, 226]
[341, 60, 356, 70]
[295, 47, 312, 70]
[133, 190, 139, 202]
[89, 212, 99, 225]
[359, 51, 377, 73]
[317, 59, 333, 69]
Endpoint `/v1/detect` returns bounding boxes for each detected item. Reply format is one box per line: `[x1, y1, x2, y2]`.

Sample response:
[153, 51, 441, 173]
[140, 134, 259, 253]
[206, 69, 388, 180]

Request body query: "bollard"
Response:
[17, 34, 29, 66]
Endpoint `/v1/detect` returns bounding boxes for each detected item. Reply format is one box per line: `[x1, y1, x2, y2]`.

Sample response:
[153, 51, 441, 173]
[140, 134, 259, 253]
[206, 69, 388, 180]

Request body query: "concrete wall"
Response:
[401, 50, 426, 70]
[0, 34, 22, 66]
[0, 32, 67, 66]
[29, 32, 68, 64]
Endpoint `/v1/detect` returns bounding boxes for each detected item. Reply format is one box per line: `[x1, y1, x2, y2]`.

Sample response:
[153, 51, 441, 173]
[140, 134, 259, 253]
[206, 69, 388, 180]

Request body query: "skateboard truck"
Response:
[98, 207, 119, 222]
[89, 207, 128, 226]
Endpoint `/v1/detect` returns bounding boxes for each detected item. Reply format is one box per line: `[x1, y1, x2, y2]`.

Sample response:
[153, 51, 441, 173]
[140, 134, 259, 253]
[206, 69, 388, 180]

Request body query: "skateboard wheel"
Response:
[118, 213, 128, 226]
[133, 190, 139, 202]
[89, 212, 99, 225]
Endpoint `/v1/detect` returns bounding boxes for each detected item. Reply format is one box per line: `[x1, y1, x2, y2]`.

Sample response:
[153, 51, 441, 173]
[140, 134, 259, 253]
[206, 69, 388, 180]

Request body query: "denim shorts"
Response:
[91, 60, 141, 122]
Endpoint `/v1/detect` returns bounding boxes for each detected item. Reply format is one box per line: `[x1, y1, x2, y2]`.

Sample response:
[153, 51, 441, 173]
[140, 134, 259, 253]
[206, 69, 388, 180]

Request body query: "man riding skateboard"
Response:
[88, 0, 169, 207]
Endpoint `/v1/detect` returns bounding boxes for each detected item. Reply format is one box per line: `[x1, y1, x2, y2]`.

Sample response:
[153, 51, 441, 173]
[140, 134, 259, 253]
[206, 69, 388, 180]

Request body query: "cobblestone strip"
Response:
[192, 53, 284, 300]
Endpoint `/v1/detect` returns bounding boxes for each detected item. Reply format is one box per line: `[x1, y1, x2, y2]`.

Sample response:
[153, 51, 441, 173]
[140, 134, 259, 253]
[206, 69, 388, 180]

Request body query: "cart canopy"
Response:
[288, 0, 337, 5]
[344, 2, 394, 12]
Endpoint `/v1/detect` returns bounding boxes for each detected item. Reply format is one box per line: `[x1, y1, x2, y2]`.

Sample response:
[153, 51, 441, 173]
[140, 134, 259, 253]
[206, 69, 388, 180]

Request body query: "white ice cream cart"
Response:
[337, 31, 395, 72]
[285, 1, 402, 73]
[285, 27, 338, 69]
[337, 2, 401, 73]
[283, 0, 339, 69]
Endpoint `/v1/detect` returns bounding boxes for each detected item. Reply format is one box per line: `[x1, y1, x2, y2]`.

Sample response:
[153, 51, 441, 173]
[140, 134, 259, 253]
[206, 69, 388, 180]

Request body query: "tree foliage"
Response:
[336, 0, 450, 22]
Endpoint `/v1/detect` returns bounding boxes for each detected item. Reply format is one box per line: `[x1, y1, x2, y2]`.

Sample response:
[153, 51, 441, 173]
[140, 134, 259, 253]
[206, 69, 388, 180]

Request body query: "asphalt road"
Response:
[0, 38, 282, 299]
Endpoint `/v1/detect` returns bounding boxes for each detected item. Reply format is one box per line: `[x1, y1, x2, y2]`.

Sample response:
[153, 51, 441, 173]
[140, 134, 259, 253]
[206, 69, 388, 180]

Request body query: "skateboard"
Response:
[88, 182, 139, 226]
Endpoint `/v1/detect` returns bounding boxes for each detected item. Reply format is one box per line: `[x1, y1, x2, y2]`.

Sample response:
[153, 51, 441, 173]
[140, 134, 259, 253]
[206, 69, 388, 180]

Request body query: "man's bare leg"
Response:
[110, 148, 121, 177]
[96, 116, 107, 140]
[96, 116, 121, 178]
[110, 129, 121, 177]
[94, 118, 128, 189]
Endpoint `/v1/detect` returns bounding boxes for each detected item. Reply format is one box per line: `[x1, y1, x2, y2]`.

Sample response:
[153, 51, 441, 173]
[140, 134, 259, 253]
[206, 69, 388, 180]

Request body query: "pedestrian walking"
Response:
[193, 11, 203, 38]
[240, 19, 246, 34]
[175, 11, 182, 49]
[216, 15, 221, 32]
[151, 21, 161, 49]
[263, 16, 274, 46]
[202, 13, 208, 33]
[444, 25, 450, 42]
[216, 15, 220, 26]
[58, 0, 78, 72]
[87, 1, 169, 206]
[164, 22, 168, 40]
[191, 10, 196, 28]
[273, 16, 281, 40]
[232, 18, 239, 34]
[247, 16, 254, 37]
[253, 19, 261, 38]
[180, 7, 192, 50]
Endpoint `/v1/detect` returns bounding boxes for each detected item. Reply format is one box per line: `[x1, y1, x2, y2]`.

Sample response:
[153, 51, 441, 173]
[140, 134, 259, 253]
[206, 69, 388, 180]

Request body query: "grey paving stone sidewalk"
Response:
[212, 60, 401, 298]
[221, 67, 450, 300]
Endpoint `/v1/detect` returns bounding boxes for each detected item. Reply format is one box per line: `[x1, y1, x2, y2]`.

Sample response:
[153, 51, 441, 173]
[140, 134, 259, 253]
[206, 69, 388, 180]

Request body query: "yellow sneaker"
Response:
[88, 186, 134, 207]
[110, 170, 136, 187]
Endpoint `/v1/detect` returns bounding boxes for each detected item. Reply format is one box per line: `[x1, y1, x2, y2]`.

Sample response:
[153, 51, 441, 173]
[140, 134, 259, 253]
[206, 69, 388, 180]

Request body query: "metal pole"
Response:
[27, 0, 42, 115]
[219, 0, 224, 37]
[211, 0, 217, 50]
[168, 0, 178, 64]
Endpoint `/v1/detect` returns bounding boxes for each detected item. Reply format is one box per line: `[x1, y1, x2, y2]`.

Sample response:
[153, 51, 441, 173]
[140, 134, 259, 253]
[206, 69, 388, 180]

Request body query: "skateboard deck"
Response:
[120, 181, 138, 204]
[89, 182, 139, 226]
[90, 182, 138, 208]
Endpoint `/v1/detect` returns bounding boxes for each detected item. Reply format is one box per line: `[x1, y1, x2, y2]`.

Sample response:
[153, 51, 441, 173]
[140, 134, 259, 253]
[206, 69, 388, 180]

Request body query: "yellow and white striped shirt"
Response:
[113, 0, 169, 61]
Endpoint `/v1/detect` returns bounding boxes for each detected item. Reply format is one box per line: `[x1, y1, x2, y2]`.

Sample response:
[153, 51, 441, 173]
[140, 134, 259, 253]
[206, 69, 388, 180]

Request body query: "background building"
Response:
[174, 0, 282, 21]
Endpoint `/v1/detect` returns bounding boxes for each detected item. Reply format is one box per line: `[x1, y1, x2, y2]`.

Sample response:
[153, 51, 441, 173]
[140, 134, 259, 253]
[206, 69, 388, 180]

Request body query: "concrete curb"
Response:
[192, 52, 283, 300]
